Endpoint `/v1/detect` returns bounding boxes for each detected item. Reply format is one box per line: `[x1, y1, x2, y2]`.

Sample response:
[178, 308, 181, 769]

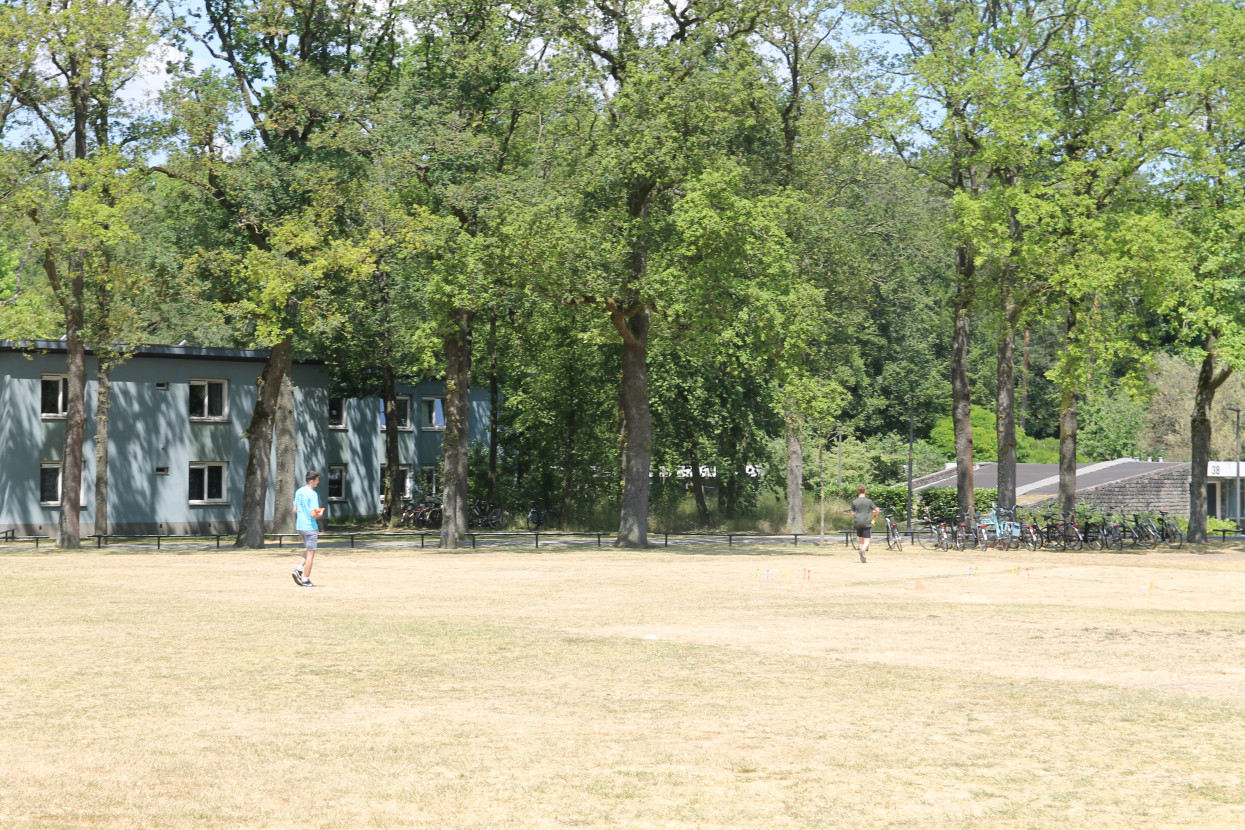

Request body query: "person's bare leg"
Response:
[858, 534, 869, 562]
[302, 548, 316, 580]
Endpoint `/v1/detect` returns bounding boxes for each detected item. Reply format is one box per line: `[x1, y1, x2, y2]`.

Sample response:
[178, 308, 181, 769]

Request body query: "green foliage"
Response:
[1079, 390, 1146, 462]
[918, 488, 1000, 520]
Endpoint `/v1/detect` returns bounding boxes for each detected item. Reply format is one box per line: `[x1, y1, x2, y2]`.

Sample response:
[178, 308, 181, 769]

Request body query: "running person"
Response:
[292, 471, 323, 586]
[850, 485, 881, 563]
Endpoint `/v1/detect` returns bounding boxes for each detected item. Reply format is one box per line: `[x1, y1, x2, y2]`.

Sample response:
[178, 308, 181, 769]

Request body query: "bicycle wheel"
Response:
[524, 510, 539, 531]
[1085, 522, 1104, 550]
[1062, 526, 1083, 551]
[1022, 527, 1039, 551]
[889, 526, 903, 551]
[1044, 525, 1065, 552]
[1162, 520, 1183, 549]
[916, 528, 938, 550]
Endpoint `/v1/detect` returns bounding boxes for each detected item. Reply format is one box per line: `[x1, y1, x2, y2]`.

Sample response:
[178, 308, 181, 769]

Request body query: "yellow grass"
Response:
[2, 541, 1244, 828]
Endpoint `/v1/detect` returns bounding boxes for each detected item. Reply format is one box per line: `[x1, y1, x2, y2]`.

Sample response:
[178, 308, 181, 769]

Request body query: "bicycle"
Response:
[915, 509, 949, 551]
[1131, 509, 1159, 549]
[525, 504, 554, 531]
[883, 512, 903, 551]
[1018, 511, 1043, 551]
[485, 505, 512, 529]
[1157, 509, 1183, 549]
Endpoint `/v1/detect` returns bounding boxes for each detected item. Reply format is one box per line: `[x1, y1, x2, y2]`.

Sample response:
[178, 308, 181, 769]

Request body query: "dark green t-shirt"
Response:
[851, 496, 877, 528]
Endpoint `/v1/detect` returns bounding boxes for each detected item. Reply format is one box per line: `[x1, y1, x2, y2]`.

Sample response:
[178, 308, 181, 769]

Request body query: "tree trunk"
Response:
[996, 311, 1018, 509]
[1019, 328, 1031, 432]
[560, 430, 574, 529]
[951, 250, 975, 521]
[1189, 338, 1231, 544]
[1058, 384, 1078, 516]
[235, 337, 294, 548]
[615, 305, 652, 547]
[272, 373, 298, 534]
[93, 364, 111, 537]
[59, 300, 88, 549]
[440, 310, 474, 549]
[1058, 304, 1078, 516]
[785, 407, 804, 533]
[487, 308, 499, 509]
[381, 364, 403, 527]
[689, 444, 710, 526]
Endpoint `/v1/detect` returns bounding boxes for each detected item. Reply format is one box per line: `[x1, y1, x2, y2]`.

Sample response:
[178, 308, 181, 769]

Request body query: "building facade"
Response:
[0, 342, 489, 536]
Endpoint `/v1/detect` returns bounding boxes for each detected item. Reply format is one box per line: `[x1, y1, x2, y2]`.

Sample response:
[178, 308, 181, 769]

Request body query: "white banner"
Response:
[1208, 462, 1242, 478]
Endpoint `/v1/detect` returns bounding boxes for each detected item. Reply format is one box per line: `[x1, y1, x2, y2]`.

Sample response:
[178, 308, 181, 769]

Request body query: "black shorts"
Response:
[855, 527, 872, 539]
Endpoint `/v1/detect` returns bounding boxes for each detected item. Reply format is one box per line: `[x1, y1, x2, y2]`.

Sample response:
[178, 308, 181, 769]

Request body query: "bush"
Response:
[917, 487, 1000, 519]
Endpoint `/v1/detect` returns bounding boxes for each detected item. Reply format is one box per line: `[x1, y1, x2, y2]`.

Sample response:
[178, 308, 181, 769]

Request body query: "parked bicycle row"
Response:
[909, 504, 1183, 552]
[385, 496, 554, 531]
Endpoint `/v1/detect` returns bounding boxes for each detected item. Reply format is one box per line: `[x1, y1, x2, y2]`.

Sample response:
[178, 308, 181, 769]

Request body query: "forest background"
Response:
[2, 0, 1244, 548]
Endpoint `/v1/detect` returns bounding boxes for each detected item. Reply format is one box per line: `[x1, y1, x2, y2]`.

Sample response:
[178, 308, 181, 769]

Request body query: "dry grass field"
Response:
[2, 540, 1244, 828]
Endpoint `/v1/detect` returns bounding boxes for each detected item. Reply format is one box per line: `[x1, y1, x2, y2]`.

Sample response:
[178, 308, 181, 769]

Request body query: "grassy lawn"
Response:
[2, 541, 1243, 828]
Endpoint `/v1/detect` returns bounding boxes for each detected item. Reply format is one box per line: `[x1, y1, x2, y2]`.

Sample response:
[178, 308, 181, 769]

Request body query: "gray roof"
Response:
[916, 460, 1188, 499]
[0, 340, 323, 364]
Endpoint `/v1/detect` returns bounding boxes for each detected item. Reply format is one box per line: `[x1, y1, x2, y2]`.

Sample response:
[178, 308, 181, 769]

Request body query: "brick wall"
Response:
[1030, 463, 1191, 514]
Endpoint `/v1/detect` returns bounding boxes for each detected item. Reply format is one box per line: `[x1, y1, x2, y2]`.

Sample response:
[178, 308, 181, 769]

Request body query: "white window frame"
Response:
[419, 464, 440, 496]
[380, 396, 412, 431]
[188, 462, 228, 505]
[40, 375, 69, 419]
[189, 379, 228, 421]
[380, 464, 411, 499]
[328, 396, 347, 430]
[39, 463, 62, 505]
[327, 464, 347, 502]
[421, 396, 446, 431]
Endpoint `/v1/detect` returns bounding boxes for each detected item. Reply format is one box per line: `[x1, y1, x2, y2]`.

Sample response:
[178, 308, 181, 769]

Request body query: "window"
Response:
[189, 380, 227, 420]
[419, 464, 440, 496]
[380, 396, 411, 430]
[189, 463, 227, 503]
[155, 381, 169, 391]
[41, 375, 69, 417]
[327, 465, 346, 501]
[328, 396, 346, 429]
[380, 465, 411, 499]
[40, 464, 61, 505]
[421, 397, 446, 430]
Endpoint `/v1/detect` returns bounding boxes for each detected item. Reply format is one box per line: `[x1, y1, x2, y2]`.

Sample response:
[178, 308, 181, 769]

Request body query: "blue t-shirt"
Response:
[293, 486, 321, 532]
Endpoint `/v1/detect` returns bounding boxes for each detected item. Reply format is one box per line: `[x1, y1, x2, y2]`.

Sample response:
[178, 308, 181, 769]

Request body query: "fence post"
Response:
[728, 534, 733, 547]
[535, 532, 539, 549]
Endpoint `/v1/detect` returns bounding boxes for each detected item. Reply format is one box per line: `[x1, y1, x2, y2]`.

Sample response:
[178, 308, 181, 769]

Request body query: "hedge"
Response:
[914, 487, 1000, 520]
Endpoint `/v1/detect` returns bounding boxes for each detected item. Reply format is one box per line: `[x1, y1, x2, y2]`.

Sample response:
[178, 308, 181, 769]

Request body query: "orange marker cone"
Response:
[915, 579, 925, 590]
[1148, 580, 1156, 591]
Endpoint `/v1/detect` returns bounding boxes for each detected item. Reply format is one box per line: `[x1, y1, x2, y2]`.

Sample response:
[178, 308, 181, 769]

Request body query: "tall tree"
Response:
[543, 0, 770, 546]
[0, 0, 161, 547]
[1162, 0, 1245, 542]
[856, 0, 1079, 519]
[163, 0, 400, 547]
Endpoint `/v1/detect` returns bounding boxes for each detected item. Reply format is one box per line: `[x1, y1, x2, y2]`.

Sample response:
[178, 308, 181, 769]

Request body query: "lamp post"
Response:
[907, 399, 915, 533]
[1229, 406, 1242, 525]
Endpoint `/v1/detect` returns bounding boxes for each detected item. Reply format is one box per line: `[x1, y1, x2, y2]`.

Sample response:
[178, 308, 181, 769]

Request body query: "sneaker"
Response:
[300, 578, 315, 587]
[292, 569, 304, 586]
[859, 550, 867, 563]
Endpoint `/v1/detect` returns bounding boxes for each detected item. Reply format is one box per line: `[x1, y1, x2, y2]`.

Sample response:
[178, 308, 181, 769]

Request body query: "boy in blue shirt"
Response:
[292, 471, 323, 586]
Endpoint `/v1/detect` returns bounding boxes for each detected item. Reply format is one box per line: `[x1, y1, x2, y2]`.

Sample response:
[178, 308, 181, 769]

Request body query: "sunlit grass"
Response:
[1, 543, 1243, 828]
